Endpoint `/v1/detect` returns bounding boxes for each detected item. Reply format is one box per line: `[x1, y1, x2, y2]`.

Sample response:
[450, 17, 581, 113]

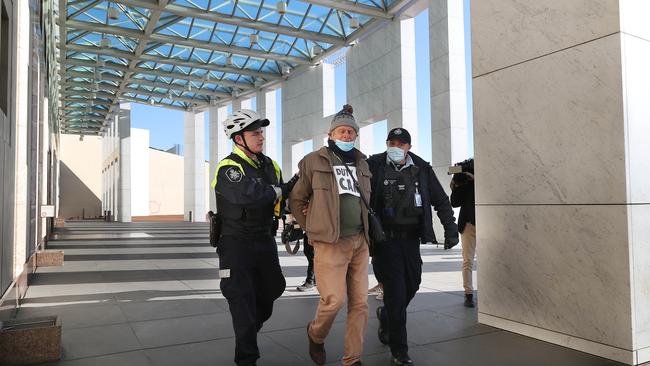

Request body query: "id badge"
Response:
[414, 192, 422, 207]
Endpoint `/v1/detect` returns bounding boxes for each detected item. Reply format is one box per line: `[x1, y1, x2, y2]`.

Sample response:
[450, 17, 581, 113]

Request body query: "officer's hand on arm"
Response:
[288, 160, 312, 229]
[444, 235, 460, 250]
[273, 186, 283, 202]
[280, 173, 300, 197]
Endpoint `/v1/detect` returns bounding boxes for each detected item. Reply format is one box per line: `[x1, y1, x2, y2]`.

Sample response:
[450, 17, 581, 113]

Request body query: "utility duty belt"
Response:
[383, 228, 420, 241]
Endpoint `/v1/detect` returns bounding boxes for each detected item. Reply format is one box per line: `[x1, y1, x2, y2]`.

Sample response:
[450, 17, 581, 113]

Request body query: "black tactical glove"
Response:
[444, 236, 460, 250]
[281, 173, 300, 197]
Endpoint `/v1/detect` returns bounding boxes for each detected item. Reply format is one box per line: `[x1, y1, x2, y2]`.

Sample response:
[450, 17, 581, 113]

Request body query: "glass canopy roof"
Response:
[59, 0, 407, 135]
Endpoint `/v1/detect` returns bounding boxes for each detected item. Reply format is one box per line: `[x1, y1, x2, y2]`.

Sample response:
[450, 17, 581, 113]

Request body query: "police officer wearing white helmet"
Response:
[212, 109, 298, 366]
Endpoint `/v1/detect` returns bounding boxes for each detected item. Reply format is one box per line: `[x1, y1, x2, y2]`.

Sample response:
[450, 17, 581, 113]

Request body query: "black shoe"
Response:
[464, 293, 475, 308]
[307, 322, 326, 365]
[376, 306, 389, 345]
[391, 352, 414, 365]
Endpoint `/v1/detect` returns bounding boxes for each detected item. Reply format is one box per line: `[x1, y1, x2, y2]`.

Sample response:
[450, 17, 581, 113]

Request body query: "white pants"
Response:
[461, 223, 477, 294]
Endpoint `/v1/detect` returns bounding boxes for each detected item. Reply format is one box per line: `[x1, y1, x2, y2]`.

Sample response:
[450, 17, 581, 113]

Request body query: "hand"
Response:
[302, 203, 309, 216]
[273, 186, 283, 202]
[281, 173, 300, 197]
[444, 236, 459, 250]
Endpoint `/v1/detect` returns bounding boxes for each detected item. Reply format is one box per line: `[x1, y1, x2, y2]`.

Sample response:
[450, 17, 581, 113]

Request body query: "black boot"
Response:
[376, 306, 389, 345]
[464, 293, 475, 308]
[391, 352, 414, 365]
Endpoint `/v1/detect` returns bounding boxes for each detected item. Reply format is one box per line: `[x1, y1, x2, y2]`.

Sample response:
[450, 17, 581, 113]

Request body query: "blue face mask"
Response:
[387, 146, 406, 162]
[335, 139, 355, 152]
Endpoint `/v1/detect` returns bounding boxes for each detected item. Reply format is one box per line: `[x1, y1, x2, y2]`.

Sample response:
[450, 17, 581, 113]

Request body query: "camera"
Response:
[449, 158, 474, 187]
[448, 158, 474, 175]
[281, 217, 305, 244]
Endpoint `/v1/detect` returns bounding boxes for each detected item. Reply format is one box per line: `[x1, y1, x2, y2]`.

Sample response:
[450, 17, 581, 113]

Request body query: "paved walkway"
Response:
[18, 222, 622, 366]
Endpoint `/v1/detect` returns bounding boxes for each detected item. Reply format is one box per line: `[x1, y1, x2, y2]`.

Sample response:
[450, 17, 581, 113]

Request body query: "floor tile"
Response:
[59, 323, 142, 359]
[130, 312, 234, 348]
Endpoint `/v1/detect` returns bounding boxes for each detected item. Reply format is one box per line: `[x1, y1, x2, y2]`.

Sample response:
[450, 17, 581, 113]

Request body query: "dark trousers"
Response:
[304, 235, 315, 283]
[372, 237, 422, 355]
[218, 235, 286, 365]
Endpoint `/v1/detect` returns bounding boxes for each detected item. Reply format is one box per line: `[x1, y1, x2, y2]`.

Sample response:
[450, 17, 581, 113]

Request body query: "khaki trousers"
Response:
[309, 232, 369, 366]
[461, 223, 477, 294]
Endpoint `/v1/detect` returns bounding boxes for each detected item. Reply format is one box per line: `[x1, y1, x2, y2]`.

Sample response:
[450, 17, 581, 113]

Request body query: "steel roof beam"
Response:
[63, 111, 106, 118]
[66, 19, 310, 65]
[130, 68, 254, 89]
[63, 70, 237, 96]
[139, 54, 280, 80]
[108, 0, 346, 46]
[64, 67, 254, 91]
[63, 98, 114, 106]
[64, 44, 281, 80]
[122, 89, 209, 105]
[65, 79, 229, 101]
[60, 89, 117, 99]
[64, 105, 109, 112]
[63, 81, 214, 105]
[120, 95, 191, 111]
[124, 80, 232, 98]
[299, 0, 391, 19]
[150, 33, 310, 65]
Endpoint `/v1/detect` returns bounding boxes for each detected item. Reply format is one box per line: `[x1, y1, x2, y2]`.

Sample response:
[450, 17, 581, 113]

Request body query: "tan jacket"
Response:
[289, 147, 371, 244]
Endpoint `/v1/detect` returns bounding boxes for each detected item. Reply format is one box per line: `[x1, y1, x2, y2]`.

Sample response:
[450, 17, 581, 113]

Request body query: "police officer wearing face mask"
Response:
[212, 109, 298, 366]
[367, 128, 459, 366]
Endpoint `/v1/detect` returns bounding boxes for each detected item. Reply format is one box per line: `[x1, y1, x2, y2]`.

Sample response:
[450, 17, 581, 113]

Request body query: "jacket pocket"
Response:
[306, 169, 334, 237]
[312, 170, 332, 191]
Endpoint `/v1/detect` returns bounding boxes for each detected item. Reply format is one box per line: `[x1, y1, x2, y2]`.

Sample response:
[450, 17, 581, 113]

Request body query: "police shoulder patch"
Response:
[225, 166, 243, 182]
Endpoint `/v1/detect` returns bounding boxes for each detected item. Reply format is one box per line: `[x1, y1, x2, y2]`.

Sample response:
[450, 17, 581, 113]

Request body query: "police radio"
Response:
[208, 211, 222, 248]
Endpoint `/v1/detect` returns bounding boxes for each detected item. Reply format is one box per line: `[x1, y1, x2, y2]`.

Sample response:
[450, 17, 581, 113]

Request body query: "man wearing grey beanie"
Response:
[289, 104, 370, 366]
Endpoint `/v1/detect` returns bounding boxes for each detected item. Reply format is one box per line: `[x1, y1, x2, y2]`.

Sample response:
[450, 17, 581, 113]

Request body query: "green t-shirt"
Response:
[329, 151, 363, 238]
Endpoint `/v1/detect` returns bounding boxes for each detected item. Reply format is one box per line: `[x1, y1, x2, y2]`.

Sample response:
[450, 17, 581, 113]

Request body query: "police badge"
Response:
[225, 167, 243, 182]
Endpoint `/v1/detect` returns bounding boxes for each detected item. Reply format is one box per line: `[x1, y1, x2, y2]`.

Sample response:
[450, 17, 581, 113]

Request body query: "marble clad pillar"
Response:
[208, 105, 231, 212]
[231, 98, 241, 112]
[472, 1, 650, 364]
[117, 103, 131, 222]
[208, 106, 220, 212]
[184, 111, 206, 222]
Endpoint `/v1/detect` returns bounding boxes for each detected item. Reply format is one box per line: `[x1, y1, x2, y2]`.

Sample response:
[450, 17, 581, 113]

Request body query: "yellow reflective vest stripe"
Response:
[211, 147, 282, 218]
[211, 159, 244, 189]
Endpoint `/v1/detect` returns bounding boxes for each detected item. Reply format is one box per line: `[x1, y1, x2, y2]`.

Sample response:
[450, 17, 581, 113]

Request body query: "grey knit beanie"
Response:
[329, 104, 359, 133]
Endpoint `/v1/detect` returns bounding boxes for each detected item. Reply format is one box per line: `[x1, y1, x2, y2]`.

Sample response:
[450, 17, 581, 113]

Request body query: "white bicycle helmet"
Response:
[223, 109, 269, 139]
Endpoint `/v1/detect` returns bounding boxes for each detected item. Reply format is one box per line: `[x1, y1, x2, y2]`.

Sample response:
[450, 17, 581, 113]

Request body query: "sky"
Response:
[131, 2, 474, 163]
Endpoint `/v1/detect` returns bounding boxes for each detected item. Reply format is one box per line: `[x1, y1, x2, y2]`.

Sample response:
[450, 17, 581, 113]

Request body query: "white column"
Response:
[429, 0, 470, 179]
[117, 104, 131, 222]
[261, 89, 279, 163]
[322, 63, 336, 117]
[427, 0, 471, 240]
[473, 2, 650, 364]
[400, 17, 418, 146]
[208, 105, 223, 212]
[41, 97, 49, 235]
[113, 112, 119, 220]
[13, 0, 30, 277]
[346, 17, 418, 135]
[130, 128, 150, 217]
[281, 65, 331, 181]
[232, 98, 241, 112]
[184, 111, 206, 222]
